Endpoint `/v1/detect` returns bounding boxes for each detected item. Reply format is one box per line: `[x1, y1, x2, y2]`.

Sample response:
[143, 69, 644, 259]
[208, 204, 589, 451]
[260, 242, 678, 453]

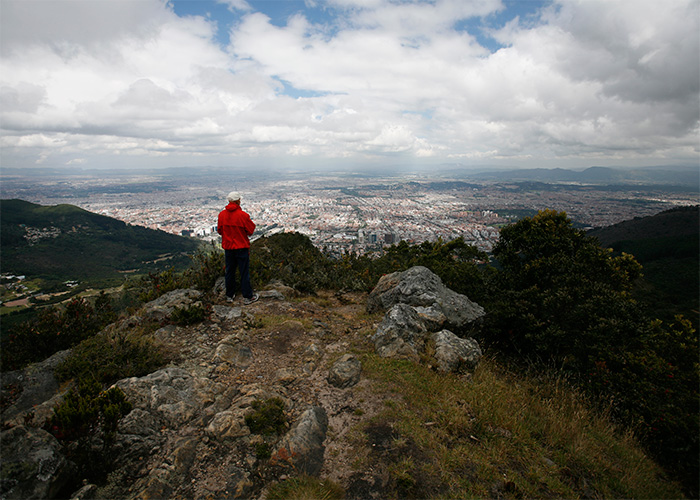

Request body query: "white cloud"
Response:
[0, 0, 697, 169]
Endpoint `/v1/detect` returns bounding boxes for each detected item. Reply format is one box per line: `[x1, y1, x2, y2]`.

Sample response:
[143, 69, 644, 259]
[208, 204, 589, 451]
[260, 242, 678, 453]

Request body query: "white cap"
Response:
[227, 191, 241, 202]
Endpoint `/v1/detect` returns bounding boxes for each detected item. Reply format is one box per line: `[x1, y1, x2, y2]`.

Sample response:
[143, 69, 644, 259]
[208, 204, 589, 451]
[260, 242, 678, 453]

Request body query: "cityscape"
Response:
[2, 166, 697, 257]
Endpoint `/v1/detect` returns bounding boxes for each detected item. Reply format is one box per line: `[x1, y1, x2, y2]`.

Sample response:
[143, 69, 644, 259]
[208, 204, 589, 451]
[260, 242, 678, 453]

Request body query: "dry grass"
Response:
[359, 354, 684, 499]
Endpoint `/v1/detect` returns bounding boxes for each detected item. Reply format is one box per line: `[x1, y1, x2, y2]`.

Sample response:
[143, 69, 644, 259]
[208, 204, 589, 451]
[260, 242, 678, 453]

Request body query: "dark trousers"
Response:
[224, 248, 253, 299]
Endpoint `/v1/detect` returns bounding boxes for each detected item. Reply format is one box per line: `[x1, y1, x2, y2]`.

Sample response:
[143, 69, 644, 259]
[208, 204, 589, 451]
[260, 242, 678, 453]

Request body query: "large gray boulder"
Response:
[367, 266, 485, 330]
[1, 349, 72, 427]
[0, 425, 73, 500]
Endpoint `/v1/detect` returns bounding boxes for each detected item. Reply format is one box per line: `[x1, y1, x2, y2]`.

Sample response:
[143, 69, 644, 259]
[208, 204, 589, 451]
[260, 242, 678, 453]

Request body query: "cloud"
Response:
[0, 0, 697, 169]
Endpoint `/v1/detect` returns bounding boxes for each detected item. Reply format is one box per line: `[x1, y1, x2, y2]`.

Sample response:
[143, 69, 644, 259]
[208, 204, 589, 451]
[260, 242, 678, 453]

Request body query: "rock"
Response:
[140, 289, 203, 322]
[272, 406, 328, 477]
[430, 330, 482, 373]
[367, 266, 485, 330]
[211, 305, 243, 321]
[327, 354, 362, 388]
[0, 425, 72, 500]
[1, 349, 72, 426]
[70, 483, 98, 499]
[214, 343, 253, 367]
[225, 465, 254, 499]
[372, 303, 427, 360]
[206, 410, 250, 440]
[116, 367, 221, 428]
[259, 289, 285, 301]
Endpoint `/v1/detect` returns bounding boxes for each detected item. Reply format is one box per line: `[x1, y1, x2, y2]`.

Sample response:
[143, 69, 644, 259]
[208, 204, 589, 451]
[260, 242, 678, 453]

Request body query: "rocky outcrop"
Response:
[1, 349, 72, 427]
[369, 266, 483, 373]
[367, 266, 485, 331]
[0, 425, 73, 500]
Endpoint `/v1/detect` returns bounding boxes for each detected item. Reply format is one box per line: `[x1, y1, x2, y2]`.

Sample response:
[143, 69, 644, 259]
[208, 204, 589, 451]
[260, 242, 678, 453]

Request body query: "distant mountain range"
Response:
[0, 199, 200, 285]
[468, 165, 699, 187]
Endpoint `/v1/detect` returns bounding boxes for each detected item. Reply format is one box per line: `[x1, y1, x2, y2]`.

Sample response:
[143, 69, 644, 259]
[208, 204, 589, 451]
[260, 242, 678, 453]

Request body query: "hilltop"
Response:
[1, 275, 684, 500]
[0, 199, 199, 285]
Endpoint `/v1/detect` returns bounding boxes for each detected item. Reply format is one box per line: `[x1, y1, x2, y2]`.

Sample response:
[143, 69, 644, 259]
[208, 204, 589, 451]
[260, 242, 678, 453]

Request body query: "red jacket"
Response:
[217, 203, 256, 250]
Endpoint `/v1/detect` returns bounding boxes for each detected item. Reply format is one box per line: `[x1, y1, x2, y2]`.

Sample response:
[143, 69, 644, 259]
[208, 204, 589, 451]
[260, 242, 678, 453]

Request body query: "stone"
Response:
[272, 406, 328, 477]
[211, 305, 243, 321]
[0, 425, 72, 500]
[1, 349, 72, 425]
[367, 266, 484, 330]
[214, 343, 253, 367]
[140, 289, 203, 322]
[430, 330, 482, 373]
[327, 354, 362, 388]
[116, 367, 221, 428]
[372, 303, 427, 360]
[206, 410, 250, 440]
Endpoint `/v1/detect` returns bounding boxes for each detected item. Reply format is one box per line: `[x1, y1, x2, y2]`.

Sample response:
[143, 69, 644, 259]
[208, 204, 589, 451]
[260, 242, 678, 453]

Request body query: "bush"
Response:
[171, 304, 207, 326]
[482, 210, 699, 495]
[1, 295, 116, 371]
[55, 328, 166, 386]
[45, 379, 132, 484]
[245, 398, 287, 436]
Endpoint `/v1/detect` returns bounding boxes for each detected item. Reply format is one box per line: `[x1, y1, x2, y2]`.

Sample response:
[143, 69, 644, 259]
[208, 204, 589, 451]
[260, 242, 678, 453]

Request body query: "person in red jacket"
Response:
[217, 192, 258, 304]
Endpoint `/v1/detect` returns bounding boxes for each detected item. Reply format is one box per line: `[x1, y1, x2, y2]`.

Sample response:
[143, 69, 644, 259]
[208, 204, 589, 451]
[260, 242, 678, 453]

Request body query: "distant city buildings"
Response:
[3, 171, 694, 258]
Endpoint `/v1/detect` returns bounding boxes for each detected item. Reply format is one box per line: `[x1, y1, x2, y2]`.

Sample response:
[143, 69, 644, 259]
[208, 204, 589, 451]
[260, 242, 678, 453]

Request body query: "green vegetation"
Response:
[1, 293, 116, 371]
[360, 355, 684, 499]
[482, 209, 698, 495]
[55, 326, 166, 386]
[45, 380, 132, 486]
[0, 199, 199, 286]
[245, 398, 288, 436]
[266, 476, 344, 500]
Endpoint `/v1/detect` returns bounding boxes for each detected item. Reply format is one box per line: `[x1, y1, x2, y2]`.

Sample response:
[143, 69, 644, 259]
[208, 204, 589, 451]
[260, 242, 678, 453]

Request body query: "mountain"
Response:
[589, 205, 699, 322]
[1, 279, 684, 500]
[469, 165, 699, 187]
[0, 199, 200, 284]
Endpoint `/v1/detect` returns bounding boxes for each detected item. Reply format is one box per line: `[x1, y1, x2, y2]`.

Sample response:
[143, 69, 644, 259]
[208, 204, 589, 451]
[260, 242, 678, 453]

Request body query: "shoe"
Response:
[243, 293, 259, 305]
[226, 295, 235, 303]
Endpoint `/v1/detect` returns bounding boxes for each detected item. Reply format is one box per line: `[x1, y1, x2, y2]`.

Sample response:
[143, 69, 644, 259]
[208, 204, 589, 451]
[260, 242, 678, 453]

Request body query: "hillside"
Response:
[588, 205, 699, 322]
[0, 199, 200, 284]
[1, 281, 685, 500]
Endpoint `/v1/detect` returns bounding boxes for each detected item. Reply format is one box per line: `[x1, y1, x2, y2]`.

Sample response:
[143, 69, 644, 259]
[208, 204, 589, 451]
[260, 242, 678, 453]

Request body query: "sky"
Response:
[0, 0, 698, 171]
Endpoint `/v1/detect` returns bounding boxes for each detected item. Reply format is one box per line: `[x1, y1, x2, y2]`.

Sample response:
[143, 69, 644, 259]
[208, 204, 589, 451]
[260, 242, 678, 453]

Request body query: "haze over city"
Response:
[1, 0, 698, 172]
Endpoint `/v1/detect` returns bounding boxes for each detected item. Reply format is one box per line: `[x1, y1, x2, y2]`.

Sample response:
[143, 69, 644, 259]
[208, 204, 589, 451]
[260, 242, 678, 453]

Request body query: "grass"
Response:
[355, 354, 684, 499]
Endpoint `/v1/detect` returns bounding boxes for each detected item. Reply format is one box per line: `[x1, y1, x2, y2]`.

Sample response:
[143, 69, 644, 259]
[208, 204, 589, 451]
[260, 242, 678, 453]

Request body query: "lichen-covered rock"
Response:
[140, 288, 203, 322]
[367, 266, 485, 330]
[1, 349, 72, 426]
[430, 330, 482, 373]
[271, 406, 328, 477]
[327, 354, 362, 388]
[0, 425, 72, 500]
[372, 303, 427, 360]
[116, 367, 222, 428]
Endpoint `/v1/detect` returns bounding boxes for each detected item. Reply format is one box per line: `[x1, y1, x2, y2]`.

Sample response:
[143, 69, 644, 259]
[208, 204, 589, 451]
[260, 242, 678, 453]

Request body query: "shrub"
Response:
[245, 398, 287, 435]
[55, 328, 166, 386]
[170, 304, 207, 326]
[45, 379, 132, 484]
[482, 210, 699, 495]
[2, 295, 115, 371]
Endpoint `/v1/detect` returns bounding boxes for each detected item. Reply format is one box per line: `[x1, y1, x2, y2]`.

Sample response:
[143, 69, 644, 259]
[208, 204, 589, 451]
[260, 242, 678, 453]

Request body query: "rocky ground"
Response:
[2, 267, 485, 500]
